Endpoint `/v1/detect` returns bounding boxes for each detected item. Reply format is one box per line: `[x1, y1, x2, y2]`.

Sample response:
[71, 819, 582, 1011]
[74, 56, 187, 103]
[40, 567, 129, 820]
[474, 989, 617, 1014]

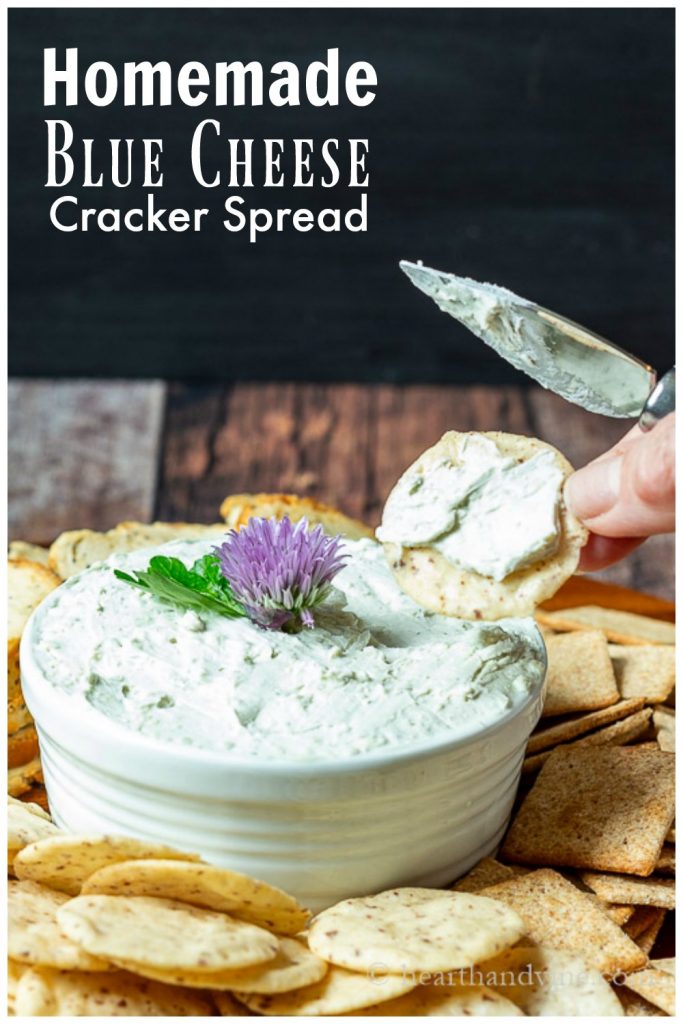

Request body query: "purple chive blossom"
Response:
[214, 516, 347, 631]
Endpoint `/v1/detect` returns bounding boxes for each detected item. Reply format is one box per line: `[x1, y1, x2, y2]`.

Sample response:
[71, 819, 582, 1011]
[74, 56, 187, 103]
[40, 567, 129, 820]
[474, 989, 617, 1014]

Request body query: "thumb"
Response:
[565, 413, 675, 538]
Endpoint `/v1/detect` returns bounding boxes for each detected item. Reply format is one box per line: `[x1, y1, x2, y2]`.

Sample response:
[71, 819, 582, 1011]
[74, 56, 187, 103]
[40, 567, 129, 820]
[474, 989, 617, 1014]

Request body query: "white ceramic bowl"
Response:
[21, 614, 545, 912]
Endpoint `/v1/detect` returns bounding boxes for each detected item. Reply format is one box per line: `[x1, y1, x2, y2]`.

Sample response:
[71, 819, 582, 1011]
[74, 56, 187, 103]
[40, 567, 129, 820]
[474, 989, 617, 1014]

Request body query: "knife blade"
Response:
[400, 260, 657, 419]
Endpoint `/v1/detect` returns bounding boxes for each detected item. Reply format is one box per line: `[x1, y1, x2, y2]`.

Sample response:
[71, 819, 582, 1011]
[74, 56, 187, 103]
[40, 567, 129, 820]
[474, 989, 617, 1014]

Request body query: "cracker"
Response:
[523, 708, 653, 773]
[220, 493, 374, 541]
[623, 905, 662, 940]
[502, 747, 675, 876]
[542, 630, 619, 716]
[379, 431, 587, 620]
[14, 966, 213, 1016]
[308, 887, 524, 973]
[451, 856, 515, 892]
[605, 904, 635, 926]
[655, 843, 675, 874]
[7, 697, 34, 736]
[8, 541, 51, 566]
[476, 945, 623, 1016]
[7, 756, 43, 798]
[653, 957, 676, 976]
[616, 985, 667, 1016]
[234, 964, 416, 1015]
[8, 558, 61, 643]
[653, 706, 675, 752]
[9, 880, 112, 971]
[7, 959, 26, 1014]
[536, 605, 675, 645]
[480, 868, 646, 974]
[81, 857, 309, 936]
[608, 644, 676, 703]
[212, 991, 249, 1015]
[8, 796, 60, 852]
[48, 521, 231, 579]
[13, 834, 201, 896]
[57, 894, 279, 971]
[580, 872, 676, 910]
[527, 696, 646, 754]
[113, 937, 327, 993]
[623, 968, 675, 1016]
[7, 723, 40, 770]
[635, 909, 667, 955]
[346, 983, 524, 1016]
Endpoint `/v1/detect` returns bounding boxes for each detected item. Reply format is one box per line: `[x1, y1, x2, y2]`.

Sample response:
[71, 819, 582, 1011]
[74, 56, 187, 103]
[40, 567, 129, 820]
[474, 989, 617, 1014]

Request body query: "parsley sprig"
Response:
[114, 554, 247, 619]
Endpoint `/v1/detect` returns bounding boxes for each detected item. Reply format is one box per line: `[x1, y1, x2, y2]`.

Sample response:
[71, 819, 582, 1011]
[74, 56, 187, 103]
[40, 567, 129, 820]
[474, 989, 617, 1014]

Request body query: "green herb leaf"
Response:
[114, 554, 247, 619]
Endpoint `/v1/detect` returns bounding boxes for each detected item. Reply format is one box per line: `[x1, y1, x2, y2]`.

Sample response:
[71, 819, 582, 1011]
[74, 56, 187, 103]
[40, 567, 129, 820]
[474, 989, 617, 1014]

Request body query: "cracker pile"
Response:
[8, 797, 634, 1016]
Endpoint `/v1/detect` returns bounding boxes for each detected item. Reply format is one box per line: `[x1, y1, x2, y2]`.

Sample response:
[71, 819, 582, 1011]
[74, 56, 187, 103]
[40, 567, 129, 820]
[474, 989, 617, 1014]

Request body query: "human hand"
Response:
[564, 412, 675, 572]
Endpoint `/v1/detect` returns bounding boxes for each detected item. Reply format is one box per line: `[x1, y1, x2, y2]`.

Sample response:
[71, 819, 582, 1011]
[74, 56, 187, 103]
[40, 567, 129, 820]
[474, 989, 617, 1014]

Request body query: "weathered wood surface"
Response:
[9, 379, 674, 600]
[8, 380, 165, 543]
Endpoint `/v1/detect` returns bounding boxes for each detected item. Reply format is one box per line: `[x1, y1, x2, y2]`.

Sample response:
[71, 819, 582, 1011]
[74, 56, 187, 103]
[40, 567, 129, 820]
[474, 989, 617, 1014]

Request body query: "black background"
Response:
[9, 7, 675, 382]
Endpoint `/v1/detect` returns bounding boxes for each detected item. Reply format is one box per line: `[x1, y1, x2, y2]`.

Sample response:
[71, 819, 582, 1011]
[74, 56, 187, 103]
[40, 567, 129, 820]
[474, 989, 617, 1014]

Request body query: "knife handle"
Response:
[639, 366, 675, 431]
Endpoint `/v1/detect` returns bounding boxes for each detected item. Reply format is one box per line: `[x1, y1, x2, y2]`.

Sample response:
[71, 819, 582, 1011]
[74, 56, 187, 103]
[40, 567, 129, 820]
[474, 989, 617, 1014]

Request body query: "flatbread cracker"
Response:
[9, 880, 113, 971]
[379, 431, 587, 620]
[234, 964, 416, 1015]
[112, 937, 327, 993]
[580, 872, 676, 910]
[346, 983, 525, 1016]
[14, 966, 213, 1016]
[220, 493, 374, 541]
[526, 696, 646, 754]
[13, 834, 201, 896]
[609, 644, 676, 703]
[8, 541, 51, 566]
[308, 888, 524, 973]
[502, 747, 675, 876]
[480, 868, 646, 974]
[57, 894, 279, 971]
[536, 605, 675, 645]
[8, 796, 60, 852]
[81, 858, 309, 936]
[623, 968, 675, 1016]
[542, 630, 619, 716]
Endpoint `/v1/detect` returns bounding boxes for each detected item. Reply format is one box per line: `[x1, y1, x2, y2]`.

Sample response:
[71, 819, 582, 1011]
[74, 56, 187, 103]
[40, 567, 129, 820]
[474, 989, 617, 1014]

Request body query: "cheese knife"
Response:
[400, 260, 674, 430]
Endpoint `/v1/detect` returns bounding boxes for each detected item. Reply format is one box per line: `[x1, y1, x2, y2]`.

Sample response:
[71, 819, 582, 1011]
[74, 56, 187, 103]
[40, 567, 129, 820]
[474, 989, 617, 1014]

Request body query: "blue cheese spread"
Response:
[376, 435, 564, 581]
[29, 537, 544, 760]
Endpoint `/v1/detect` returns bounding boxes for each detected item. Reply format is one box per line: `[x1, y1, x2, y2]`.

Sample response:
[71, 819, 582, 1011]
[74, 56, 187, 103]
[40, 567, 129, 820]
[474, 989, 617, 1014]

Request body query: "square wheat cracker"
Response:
[502, 746, 674, 876]
[608, 644, 675, 703]
[623, 968, 675, 1016]
[480, 868, 646, 974]
[523, 708, 653, 773]
[542, 631, 619, 717]
[526, 697, 646, 755]
[580, 872, 675, 910]
[537, 605, 675, 645]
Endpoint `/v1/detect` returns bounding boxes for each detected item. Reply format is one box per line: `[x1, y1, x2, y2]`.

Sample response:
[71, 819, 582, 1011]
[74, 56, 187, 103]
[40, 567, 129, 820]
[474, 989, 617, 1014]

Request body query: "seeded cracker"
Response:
[308, 888, 524, 973]
[580, 872, 676, 910]
[9, 880, 113, 971]
[14, 966, 213, 1016]
[111, 937, 327, 993]
[380, 431, 587, 620]
[501, 747, 675, 876]
[81, 857, 309, 935]
[57, 894, 279, 971]
[7, 795, 60, 852]
[536, 605, 675, 645]
[542, 630, 619, 716]
[480, 868, 646, 974]
[526, 696, 646, 754]
[13, 834, 201, 896]
[235, 964, 417, 1015]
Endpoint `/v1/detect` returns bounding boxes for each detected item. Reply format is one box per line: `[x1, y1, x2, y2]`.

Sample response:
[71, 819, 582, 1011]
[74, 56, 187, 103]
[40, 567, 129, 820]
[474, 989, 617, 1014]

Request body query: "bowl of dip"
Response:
[21, 537, 546, 911]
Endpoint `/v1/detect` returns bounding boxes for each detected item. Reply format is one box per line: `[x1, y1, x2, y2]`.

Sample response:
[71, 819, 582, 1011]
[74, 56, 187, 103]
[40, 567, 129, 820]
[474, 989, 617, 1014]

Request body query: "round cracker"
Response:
[112, 936, 328, 993]
[9, 880, 113, 971]
[81, 857, 309, 935]
[308, 888, 525, 973]
[213, 991, 248, 1015]
[235, 963, 416, 1015]
[479, 945, 624, 1015]
[14, 966, 214, 1016]
[348, 982, 525, 1015]
[12, 833, 202, 896]
[8, 798, 60, 853]
[57, 894, 279, 971]
[381, 431, 587, 620]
